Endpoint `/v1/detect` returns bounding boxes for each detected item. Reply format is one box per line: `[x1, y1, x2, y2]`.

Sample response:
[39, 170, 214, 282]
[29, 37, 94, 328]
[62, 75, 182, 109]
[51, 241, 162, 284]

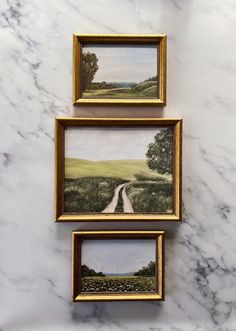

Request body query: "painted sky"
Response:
[83, 44, 157, 83]
[81, 239, 156, 274]
[65, 127, 162, 161]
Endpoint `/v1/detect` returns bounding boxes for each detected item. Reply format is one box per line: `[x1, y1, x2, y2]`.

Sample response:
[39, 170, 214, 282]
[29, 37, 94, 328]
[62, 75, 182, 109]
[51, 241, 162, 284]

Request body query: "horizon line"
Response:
[65, 157, 146, 162]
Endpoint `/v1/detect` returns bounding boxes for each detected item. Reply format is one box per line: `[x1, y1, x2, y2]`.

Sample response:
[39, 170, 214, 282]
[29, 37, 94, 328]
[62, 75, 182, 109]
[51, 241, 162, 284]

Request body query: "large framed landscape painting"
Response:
[72, 231, 164, 302]
[73, 34, 166, 106]
[55, 118, 182, 222]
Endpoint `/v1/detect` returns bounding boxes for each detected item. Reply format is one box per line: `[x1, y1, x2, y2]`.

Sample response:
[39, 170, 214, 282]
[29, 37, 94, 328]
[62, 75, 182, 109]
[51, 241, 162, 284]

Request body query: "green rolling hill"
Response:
[65, 158, 161, 180]
[82, 79, 158, 98]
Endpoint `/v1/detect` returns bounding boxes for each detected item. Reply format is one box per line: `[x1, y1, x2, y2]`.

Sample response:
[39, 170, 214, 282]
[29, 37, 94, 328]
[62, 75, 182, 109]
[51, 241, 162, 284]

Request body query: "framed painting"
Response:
[55, 117, 182, 222]
[73, 34, 167, 106]
[72, 230, 164, 302]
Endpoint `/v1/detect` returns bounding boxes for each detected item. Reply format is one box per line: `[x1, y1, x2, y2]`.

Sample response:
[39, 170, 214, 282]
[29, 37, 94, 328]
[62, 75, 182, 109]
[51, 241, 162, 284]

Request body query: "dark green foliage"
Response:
[64, 177, 127, 213]
[82, 52, 99, 90]
[132, 80, 156, 92]
[144, 75, 157, 82]
[81, 264, 105, 277]
[134, 173, 151, 181]
[81, 276, 155, 293]
[83, 75, 158, 98]
[90, 81, 114, 89]
[126, 181, 173, 213]
[134, 261, 155, 276]
[134, 173, 161, 181]
[146, 127, 173, 175]
[115, 187, 124, 212]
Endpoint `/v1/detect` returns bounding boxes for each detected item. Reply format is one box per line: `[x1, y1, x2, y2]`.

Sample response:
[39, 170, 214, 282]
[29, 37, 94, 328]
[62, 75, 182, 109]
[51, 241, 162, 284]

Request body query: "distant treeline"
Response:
[90, 81, 136, 89]
[90, 75, 157, 90]
[90, 81, 114, 89]
[144, 75, 157, 82]
[134, 261, 155, 276]
[81, 261, 155, 278]
[81, 264, 105, 277]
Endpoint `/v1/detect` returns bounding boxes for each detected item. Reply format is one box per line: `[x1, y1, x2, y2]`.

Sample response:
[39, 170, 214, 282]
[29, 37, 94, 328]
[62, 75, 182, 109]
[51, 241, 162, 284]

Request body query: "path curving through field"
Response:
[102, 183, 126, 213]
[122, 184, 134, 213]
[102, 183, 134, 213]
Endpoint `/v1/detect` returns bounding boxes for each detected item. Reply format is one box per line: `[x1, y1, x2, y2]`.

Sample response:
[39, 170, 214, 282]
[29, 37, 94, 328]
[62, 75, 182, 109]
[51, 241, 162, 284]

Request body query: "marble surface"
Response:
[0, 0, 236, 330]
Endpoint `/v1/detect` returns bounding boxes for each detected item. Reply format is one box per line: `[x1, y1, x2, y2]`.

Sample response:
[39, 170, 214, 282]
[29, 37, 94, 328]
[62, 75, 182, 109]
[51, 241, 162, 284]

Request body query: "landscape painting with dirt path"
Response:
[81, 44, 159, 99]
[64, 126, 173, 214]
[80, 239, 156, 294]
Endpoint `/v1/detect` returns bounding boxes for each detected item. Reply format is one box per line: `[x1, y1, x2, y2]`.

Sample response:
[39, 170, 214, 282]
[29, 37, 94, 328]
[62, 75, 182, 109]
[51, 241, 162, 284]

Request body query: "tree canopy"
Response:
[134, 261, 155, 276]
[82, 52, 99, 90]
[146, 127, 173, 175]
[81, 264, 105, 277]
[145, 75, 157, 82]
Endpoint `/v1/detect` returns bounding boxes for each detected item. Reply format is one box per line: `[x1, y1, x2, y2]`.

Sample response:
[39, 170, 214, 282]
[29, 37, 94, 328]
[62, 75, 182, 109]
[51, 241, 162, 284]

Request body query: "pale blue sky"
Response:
[83, 44, 158, 82]
[65, 127, 162, 161]
[81, 239, 156, 274]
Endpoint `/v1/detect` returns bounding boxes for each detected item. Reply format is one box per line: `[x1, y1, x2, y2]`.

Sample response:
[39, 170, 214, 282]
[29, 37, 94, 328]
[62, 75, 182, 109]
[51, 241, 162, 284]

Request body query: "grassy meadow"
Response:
[64, 158, 172, 213]
[81, 276, 156, 293]
[126, 181, 173, 213]
[82, 81, 158, 99]
[65, 158, 163, 180]
[64, 177, 126, 213]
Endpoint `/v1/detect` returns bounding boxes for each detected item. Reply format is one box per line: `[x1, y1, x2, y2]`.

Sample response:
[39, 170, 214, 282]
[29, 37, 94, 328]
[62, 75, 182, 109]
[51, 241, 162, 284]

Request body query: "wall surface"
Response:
[1, 0, 236, 330]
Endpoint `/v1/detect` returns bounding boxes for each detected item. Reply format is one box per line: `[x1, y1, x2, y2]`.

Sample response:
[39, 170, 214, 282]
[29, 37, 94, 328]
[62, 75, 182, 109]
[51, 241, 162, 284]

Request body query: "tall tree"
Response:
[82, 52, 99, 90]
[146, 127, 173, 174]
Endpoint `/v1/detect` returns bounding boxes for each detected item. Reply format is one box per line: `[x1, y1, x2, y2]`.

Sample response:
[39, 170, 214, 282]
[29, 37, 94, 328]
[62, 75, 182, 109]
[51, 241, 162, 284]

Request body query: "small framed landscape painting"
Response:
[55, 117, 182, 222]
[72, 231, 164, 302]
[73, 34, 166, 106]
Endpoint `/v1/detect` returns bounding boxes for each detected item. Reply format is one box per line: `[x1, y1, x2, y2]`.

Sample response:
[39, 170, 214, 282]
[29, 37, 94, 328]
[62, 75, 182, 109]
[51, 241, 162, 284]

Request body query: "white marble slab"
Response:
[0, 0, 236, 330]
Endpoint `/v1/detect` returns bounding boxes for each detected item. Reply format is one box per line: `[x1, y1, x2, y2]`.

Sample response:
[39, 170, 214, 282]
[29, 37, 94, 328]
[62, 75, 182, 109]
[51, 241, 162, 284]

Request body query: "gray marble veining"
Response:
[0, 0, 236, 330]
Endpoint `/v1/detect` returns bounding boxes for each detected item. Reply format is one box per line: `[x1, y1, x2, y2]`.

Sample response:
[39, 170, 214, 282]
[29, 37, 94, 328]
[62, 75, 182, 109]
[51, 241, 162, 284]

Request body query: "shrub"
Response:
[64, 177, 127, 213]
[126, 181, 173, 213]
[81, 276, 155, 293]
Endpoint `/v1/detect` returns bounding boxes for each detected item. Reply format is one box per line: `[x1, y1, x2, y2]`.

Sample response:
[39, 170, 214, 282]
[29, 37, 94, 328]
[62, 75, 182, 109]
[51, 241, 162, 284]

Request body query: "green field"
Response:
[64, 177, 126, 213]
[82, 81, 158, 99]
[64, 158, 172, 213]
[126, 181, 173, 213]
[81, 276, 156, 293]
[65, 158, 168, 181]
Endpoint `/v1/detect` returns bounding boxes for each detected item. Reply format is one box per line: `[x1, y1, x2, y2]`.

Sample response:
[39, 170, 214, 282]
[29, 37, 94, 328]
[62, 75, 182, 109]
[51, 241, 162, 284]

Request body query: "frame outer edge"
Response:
[176, 119, 183, 221]
[55, 119, 64, 222]
[73, 34, 166, 106]
[160, 35, 167, 105]
[179, 119, 183, 220]
[73, 34, 81, 104]
[72, 230, 165, 301]
[161, 232, 165, 300]
[54, 119, 59, 221]
[55, 118, 182, 222]
[72, 232, 75, 301]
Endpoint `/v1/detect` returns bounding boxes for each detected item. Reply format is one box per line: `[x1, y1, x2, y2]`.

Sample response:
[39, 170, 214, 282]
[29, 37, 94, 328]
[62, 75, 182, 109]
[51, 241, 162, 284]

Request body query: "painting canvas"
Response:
[73, 35, 167, 105]
[80, 239, 156, 294]
[81, 44, 159, 99]
[64, 126, 173, 215]
[72, 230, 164, 301]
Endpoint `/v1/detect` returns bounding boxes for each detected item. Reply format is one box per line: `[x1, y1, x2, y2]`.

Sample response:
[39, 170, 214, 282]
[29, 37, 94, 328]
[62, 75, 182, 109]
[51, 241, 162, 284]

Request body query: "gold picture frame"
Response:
[55, 117, 182, 222]
[73, 34, 167, 106]
[72, 230, 165, 302]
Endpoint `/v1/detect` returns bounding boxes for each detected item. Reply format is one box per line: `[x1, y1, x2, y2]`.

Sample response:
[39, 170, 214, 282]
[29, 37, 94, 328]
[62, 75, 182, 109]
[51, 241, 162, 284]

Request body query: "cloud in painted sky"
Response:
[65, 127, 162, 161]
[83, 44, 158, 82]
[81, 239, 156, 274]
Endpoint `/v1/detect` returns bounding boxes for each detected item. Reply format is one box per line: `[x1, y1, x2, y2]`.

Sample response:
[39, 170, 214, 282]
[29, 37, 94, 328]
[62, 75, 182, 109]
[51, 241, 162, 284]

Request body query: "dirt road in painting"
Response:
[102, 183, 134, 213]
[122, 184, 134, 213]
